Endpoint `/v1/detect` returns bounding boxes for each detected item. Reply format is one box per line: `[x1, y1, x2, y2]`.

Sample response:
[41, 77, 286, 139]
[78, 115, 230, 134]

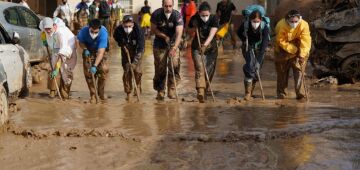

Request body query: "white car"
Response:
[0, 23, 31, 127]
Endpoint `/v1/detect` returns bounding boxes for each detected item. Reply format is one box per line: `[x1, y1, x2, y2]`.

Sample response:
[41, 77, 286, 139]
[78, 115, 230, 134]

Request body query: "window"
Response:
[4, 7, 22, 26]
[17, 7, 39, 29]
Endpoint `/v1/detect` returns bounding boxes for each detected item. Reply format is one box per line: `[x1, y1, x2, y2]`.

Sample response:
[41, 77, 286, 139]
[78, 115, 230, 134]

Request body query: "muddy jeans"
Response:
[275, 56, 308, 98]
[122, 59, 142, 94]
[192, 49, 218, 89]
[242, 47, 262, 82]
[47, 70, 72, 99]
[153, 48, 181, 92]
[83, 52, 109, 100]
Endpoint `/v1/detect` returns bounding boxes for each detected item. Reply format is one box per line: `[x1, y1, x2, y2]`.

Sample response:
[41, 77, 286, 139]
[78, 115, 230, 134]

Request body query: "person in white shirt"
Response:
[53, 0, 73, 28]
[40, 17, 77, 99]
[19, 0, 30, 9]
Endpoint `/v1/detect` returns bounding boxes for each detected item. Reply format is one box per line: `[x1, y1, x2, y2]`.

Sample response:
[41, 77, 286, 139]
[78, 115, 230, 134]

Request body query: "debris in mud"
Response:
[312, 76, 338, 87]
[162, 119, 360, 143]
[6, 123, 141, 142]
[226, 97, 242, 105]
[69, 146, 77, 151]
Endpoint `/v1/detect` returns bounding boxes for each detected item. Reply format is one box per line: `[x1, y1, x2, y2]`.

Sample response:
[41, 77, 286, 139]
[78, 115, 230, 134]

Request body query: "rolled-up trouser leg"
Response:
[167, 49, 181, 90]
[275, 59, 290, 98]
[204, 49, 218, 86]
[122, 64, 132, 94]
[97, 58, 109, 100]
[192, 50, 206, 89]
[242, 48, 257, 82]
[153, 48, 168, 92]
[83, 53, 108, 99]
[134, 60, 143, 93]
[291, 57, 307, 99]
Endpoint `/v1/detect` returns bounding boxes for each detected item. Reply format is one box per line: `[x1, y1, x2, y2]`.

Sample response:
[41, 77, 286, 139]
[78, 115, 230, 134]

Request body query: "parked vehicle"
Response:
[0, 23, 32, 127]
[311, 0, 360, 83]
[0, 1, 46, 63]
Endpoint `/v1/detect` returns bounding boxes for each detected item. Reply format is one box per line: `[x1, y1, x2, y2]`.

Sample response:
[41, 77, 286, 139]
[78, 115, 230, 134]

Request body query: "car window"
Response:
[4, 7, 22, 26]
[0, 31, 4, 44]
[17, 7, 39, 29]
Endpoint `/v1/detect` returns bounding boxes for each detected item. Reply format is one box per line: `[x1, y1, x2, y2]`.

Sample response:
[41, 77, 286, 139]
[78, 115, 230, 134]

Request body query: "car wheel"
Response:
[341, 54, 360, 82]
[0, 85, 9, 127]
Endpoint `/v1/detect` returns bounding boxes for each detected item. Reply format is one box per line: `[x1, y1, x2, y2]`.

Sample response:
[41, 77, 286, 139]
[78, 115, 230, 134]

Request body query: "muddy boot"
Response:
[156, 91, 165, 101]
[168, 88, 176, 99]
[125, 93, 131, 102]
[244, 81, 253, 101]
[197, 88, 205, 103]
[89, 95, 97, 104]
[251, 81, 257, 98]
[49, 90, 56, 98]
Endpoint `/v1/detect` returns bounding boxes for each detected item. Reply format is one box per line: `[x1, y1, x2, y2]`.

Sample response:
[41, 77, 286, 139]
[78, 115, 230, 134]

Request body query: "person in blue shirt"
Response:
[77, 19, 109, 103]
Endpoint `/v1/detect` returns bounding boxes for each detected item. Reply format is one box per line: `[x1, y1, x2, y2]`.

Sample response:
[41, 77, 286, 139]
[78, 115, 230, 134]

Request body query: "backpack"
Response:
[242, 5, 271, 51]
[99, 1, 111, 18]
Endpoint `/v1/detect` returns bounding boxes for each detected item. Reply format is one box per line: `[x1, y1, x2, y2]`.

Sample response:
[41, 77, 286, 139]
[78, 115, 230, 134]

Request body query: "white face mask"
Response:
[47, 31, 55, 37]
[96, 7, 99, 12]
[89, 30, 99, 39]
[251, 21, 261, 30]
[164, 12, 171, 19]
[201, 16, 209, 22]
[124, 27, 133, 34]
[289, 22, 300, 29]
[288, 16, 302, 29]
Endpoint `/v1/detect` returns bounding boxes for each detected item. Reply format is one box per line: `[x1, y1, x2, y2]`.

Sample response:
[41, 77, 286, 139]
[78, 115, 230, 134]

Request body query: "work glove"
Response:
[50, 69, 59, 79]
[83, 49, 91, 57]
[90, 66, 97, 74]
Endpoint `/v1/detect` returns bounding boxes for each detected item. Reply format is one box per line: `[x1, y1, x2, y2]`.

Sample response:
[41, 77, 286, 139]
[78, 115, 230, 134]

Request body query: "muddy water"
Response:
[0, 41, 360, 169]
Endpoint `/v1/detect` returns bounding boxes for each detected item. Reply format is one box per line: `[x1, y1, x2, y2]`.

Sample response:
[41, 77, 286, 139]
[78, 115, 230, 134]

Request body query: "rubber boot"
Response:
[197, 88, 205, 103]
[156, 91, 165, 101]
[49, 90, 56, 98]
[168, 88, 176, 99]
[125, 93, 131, 102]
[244, 81, 253, 101]
[89, 95, 97, 104]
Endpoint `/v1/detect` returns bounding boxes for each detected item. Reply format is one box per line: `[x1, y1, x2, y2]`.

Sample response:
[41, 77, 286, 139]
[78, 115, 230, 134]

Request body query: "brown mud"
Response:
[0, 41, 360, 169]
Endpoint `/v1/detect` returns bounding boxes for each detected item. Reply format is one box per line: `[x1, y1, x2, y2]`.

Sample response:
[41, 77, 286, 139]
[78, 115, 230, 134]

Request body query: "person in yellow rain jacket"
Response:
[274, 10, 311, 100]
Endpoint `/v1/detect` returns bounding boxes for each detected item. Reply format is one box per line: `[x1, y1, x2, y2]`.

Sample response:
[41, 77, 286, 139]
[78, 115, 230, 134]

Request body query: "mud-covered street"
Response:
[0, 40, 360, 169]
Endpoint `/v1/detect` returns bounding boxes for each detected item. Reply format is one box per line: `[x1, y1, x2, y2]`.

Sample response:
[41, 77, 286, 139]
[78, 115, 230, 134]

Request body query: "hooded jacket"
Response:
[274, 18, 312, 60]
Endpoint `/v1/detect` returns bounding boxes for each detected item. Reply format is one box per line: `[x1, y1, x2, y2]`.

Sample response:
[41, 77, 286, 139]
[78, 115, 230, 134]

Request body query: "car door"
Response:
[16, 6, 44, 62]
[3, 6, 44, 63]
[0, 29, 23, 93]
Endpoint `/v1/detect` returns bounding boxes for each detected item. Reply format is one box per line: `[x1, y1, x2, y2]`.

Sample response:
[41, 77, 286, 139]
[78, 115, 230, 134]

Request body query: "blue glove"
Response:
[90, 66, 97, 74]
[50, 69, 59, 79]
[83, 49, 90, 57]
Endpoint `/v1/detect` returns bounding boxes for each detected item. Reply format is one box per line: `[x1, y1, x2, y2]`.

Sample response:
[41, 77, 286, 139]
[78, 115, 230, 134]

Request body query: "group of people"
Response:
[40, 0, 311, 104]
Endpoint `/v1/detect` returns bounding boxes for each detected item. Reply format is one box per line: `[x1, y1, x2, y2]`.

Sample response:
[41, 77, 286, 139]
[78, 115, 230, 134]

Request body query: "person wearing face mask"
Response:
[74, 0, 90, 34]
[113, 15, 145, 101]
[150, 0, 184, 101]
[237, 10, 270, 101]
[39, 17, 77, 99]
[53, 0, 73, 28]
[77, 19, 109, 103]
[89, 0, 100, 21]
[187, 2, 219, 103]
[274, 10, 312, 101]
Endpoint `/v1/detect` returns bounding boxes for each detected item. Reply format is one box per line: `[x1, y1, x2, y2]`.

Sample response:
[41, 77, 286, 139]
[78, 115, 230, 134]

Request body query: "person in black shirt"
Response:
[113, 15, 145, 101]
[150, 0, 184, 100]
[188, 2, 219, 103]
[139, 0, 151, 37]
[216, 0, 237, 49]
[237, 11, 269, 101]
